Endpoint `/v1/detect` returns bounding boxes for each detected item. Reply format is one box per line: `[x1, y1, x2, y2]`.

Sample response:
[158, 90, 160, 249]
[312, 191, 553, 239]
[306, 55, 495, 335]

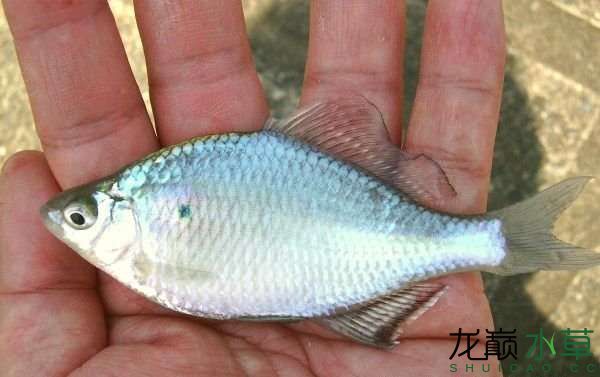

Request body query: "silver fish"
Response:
[41, 97, 599, 348]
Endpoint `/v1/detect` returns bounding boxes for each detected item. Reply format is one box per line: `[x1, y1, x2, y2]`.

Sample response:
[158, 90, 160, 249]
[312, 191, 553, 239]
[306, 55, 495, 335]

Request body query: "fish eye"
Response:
[69, 212, 86, 226]
[63, 200, 97, 230]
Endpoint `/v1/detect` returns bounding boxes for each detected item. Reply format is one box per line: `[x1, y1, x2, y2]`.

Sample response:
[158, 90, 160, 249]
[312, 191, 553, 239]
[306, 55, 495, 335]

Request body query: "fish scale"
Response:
[108, 131, 507, 318]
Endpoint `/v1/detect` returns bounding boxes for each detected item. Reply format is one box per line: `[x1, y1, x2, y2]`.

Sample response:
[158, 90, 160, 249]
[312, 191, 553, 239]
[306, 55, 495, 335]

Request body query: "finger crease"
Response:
[149, 43, 252, 90]
[38, 101, 150, 150]
[305, 68, 403, 94]
[418, 72, 499, 98]
[11, 3, 106, 44]
[0, 285, 97, 297]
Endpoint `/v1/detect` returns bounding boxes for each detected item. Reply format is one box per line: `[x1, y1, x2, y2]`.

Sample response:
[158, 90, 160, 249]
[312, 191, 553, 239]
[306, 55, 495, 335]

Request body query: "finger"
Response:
[301, 0, 406, 144]
[3, 1, 158, 188]
[134, 0, 269, 145]
[406, 0, 506, 213]
[101, 0, 269, 316]
[401, 0, 505, 338]
[0, 152, 105, 375]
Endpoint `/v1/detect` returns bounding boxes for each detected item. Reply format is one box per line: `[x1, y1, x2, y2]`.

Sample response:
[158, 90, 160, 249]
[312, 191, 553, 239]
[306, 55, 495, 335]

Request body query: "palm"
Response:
[72, 306, 462, 376]
[15, 270, 487, 376]
[1, 1, 505, 376]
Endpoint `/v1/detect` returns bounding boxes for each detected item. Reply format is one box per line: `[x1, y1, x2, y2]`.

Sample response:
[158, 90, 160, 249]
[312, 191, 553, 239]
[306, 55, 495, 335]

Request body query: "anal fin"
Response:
[319, 283, 447, 348]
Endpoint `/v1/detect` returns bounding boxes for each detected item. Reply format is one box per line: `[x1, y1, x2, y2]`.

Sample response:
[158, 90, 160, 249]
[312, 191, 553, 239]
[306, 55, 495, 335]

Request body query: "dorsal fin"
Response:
[319, 283, 447, 348]
[265, 97, 456, 205]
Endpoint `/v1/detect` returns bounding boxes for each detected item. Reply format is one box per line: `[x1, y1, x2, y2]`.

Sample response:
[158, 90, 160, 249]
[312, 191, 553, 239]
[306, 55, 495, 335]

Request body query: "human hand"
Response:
[0, 1, 505, 376]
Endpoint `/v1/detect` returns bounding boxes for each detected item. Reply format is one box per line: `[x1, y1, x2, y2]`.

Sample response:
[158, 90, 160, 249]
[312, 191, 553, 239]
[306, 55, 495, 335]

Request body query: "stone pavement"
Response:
[1, 0, 598, 374]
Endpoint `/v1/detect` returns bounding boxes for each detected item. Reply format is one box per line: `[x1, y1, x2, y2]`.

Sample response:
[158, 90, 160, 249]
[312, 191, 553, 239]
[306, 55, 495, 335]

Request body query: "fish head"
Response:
[40, 181, 139, 268]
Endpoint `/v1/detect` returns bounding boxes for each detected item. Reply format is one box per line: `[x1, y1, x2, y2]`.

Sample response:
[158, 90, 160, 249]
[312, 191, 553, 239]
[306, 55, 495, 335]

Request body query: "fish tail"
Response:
[487, 177, 600, 275]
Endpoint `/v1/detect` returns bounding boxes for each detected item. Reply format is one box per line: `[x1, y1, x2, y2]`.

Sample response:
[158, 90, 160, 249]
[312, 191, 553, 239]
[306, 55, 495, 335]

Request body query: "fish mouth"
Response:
[40, 203, 65, 239]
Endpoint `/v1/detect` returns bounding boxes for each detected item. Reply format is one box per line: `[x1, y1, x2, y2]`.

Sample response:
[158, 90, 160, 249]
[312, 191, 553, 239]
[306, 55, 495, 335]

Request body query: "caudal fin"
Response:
[488, 177, 600, 275]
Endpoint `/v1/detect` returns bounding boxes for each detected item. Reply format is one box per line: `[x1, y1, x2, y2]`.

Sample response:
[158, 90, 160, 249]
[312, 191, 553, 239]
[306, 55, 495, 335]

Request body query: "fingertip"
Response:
[0, 150, 59, 207]
[1, 150, 47, 179]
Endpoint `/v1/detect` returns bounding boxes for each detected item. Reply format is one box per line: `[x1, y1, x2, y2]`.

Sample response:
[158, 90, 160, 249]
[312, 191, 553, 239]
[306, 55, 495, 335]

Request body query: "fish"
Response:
[40, 96, 600, 348]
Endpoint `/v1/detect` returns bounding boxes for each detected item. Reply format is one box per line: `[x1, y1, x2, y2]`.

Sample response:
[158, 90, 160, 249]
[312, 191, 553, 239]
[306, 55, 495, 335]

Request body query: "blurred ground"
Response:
[1, 1, 599, 375]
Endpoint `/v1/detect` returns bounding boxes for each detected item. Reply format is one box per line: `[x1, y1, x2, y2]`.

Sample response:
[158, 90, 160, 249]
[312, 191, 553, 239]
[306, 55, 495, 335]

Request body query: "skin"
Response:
[0, 1, 505, 376]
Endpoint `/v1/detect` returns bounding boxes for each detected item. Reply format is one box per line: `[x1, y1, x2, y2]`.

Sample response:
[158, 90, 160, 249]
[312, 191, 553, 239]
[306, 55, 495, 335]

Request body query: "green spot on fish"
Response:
[178, 204, 191, 219]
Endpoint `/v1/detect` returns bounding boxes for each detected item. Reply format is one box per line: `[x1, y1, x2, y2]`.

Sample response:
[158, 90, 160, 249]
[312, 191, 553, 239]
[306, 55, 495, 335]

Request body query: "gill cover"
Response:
[88, 192, 138, 266]
[41, 187, 138, 267]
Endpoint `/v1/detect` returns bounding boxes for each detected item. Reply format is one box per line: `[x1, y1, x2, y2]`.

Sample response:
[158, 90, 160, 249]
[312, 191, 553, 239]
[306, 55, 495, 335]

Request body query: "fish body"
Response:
[110, 131, 504, 318]
[41, 98, 599, 347]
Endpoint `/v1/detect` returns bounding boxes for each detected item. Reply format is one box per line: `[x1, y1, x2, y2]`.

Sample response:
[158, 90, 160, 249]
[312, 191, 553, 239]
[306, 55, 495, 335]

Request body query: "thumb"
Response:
[0, 151, 106, 376]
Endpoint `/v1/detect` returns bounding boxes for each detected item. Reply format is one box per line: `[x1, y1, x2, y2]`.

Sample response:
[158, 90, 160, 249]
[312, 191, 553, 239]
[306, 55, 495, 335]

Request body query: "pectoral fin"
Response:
[133, 252, 212, 286]
[319, 283, 447, 348]
[265, 96, 456, 205]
